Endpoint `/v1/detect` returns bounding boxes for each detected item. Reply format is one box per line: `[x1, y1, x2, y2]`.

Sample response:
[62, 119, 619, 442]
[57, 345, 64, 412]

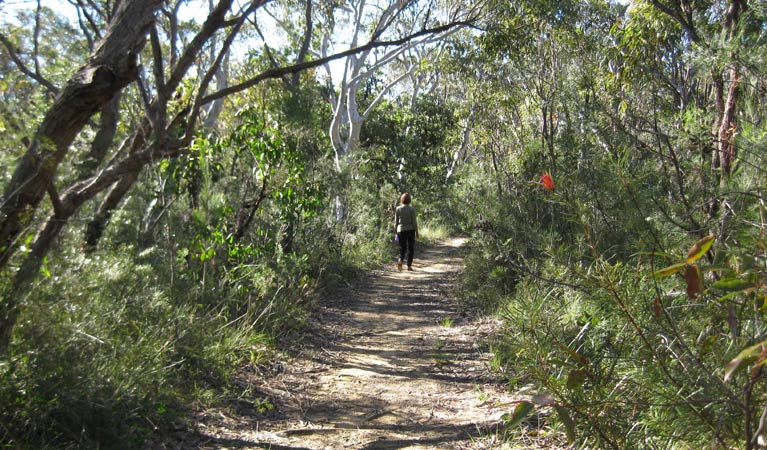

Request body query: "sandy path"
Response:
[175, 237, 519, 449]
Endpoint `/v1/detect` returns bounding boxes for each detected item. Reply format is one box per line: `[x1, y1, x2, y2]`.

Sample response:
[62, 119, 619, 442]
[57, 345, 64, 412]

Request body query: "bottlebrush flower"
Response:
[540, 172, 555, 191]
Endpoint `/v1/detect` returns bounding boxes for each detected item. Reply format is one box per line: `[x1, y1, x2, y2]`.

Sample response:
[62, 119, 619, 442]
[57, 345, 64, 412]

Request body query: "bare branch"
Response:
[149, 23, 167, 141]
[0, 33, 59, 96]
[291, 0, 313, 88]
[33, 0, 42, 75]
[187, 1, 260, 137]
[202, 19, 475, 105]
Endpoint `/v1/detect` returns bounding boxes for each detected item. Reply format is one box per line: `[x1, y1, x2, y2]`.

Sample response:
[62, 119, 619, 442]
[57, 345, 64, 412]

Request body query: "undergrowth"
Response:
[455, 152, 767, 449]
[0, 242, 300, 448]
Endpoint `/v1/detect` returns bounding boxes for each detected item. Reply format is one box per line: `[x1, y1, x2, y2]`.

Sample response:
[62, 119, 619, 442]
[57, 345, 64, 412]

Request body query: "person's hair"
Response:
[400, 193, 411, 204]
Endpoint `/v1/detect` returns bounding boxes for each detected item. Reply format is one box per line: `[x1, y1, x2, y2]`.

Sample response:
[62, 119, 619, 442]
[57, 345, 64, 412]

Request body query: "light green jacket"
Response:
[395, 204, 418, 233]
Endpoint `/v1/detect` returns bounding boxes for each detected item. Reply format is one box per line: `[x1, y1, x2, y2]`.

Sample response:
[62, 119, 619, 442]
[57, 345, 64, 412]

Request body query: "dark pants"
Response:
[398, 230, 416, 267]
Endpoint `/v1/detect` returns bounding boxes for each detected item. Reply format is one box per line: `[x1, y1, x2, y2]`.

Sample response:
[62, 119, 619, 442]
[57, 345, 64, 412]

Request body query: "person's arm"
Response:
[414, 209, 419, 238]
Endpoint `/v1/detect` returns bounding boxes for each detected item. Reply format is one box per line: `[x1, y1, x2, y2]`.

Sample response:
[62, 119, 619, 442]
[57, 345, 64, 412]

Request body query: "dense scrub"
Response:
[3, 0, 767, 448]
[0, 81, 456, 449]
[446, 1, 767, 447]
[454, 74, 767, 450]
[456, 145, 767, 447]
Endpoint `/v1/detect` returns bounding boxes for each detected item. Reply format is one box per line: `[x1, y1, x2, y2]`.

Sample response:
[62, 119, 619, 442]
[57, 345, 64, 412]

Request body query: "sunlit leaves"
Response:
[501, 401, 535, 430]
[654, 234, 715, 299]
[686, 233, 714, 264]
[712, 278, 756, 292]
[501, 394, 577, 444]
[724, 340, 767, 383]
[653, 262, 686, 277]
[554, 404, 576, 443]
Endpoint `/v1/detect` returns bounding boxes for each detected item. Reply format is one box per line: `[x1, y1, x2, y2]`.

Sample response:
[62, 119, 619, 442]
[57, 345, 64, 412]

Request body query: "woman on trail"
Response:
[394, 193, 418, 272]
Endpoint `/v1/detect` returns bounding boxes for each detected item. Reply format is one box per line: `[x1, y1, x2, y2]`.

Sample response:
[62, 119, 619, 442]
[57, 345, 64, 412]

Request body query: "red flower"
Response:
[540, 172, 555, 191]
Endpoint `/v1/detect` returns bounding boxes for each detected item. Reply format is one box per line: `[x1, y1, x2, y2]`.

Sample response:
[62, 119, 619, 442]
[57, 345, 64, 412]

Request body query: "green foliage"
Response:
[456, 1, 767, 446]
[360, 96, 459, 198]
[456, 126, 767, 448]
[0, 74, 340, 449]
[0, 247, 268, 448]
[4, 0, 767, 449]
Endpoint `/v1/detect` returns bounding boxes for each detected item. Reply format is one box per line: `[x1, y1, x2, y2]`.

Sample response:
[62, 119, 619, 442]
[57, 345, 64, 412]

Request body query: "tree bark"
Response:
[0, 0, 161, 352]
[85, 170, 141, 250]
[0, 133, 184, 352]
[713, 0, 746, 179]
[0, 0, 161, 271]
[715, 67, 740, 177]
[79, 92, 123, 177]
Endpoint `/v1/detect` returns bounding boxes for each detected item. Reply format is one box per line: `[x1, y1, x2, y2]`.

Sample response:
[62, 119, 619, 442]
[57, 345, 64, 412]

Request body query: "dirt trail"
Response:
[187, 237, 518, 449]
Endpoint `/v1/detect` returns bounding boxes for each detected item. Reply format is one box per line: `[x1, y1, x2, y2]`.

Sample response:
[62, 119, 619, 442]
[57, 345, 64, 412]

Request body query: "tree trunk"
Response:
[445, 111, 474, 183]
[0, 131, 187, 352]
[0, 0, 161, 272]
[83, 117, 151, 250]
[712, 0, 746, 180]
[714, 67, 740, 178]
[0, 206, 73, 352]
[85, 170, 141, 250]
[78, 92, 122, 178]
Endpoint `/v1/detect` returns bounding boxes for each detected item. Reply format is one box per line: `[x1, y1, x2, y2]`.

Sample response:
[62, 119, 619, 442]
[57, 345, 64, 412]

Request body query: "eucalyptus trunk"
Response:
[0, 0, 161, 353]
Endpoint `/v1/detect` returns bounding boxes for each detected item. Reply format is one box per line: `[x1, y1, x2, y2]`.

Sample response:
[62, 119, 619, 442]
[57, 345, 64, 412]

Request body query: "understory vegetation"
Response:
[2, 0, 767, 448]
[453, 1, 767, 447]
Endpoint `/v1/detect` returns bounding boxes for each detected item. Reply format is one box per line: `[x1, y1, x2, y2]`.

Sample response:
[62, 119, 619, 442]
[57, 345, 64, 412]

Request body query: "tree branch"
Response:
[201, 19, 474, 105]
[0, 33, 59, 96]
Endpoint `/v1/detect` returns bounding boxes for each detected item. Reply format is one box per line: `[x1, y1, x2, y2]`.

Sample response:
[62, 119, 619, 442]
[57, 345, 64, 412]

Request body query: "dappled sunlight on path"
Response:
[184, 237, 520, 449]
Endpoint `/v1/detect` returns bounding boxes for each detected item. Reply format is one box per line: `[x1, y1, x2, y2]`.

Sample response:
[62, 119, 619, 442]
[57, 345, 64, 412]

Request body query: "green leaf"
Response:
[653, 262, 685, 277]
[724, 340, 767, 383]
[686, 234, 715, 264]
[712, 279, 755, 292]
[502, 401, 535, 429]
[554, 405, 576, 443]
[560, 344, 589, 367]
[39, 256, 51, 278]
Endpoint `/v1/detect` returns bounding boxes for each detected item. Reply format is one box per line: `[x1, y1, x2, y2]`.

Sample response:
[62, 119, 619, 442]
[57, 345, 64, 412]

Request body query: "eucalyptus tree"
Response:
[261, 0, 483, 168]
[643, 0, 749, 178]
[613, 0, 765, 189]
[465, 0, 615, 197]
[462, 0, 767, 447]
[0, 0, 478, 351]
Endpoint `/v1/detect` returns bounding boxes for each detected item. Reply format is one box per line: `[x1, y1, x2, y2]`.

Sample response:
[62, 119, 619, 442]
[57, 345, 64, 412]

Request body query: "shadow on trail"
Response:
[306, 340, 494, 385]
[158, 237, 514, 450]
[191, 438, 313, 450]
[356, 423, 494, 450]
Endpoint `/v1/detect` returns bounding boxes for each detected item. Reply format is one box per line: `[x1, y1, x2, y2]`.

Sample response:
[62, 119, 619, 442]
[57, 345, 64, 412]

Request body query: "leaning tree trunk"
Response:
[0, 0, 161, 271]
[0, 0, 162, 353]
[85, 170, 141, 250]
[78, 92, 123, 178]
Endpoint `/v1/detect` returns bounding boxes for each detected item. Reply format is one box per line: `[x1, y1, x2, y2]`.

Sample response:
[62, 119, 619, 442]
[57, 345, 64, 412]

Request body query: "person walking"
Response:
[394, 193, 418, 272]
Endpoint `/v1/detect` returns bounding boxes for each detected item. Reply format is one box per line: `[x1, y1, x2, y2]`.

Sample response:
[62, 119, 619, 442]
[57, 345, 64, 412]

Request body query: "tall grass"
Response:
[0, 235, 312, 448]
